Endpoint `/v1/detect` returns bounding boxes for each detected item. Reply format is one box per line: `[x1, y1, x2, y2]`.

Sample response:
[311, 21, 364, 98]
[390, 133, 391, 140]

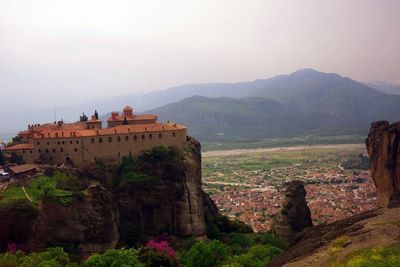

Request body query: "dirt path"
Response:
[202, 143, 365, 157]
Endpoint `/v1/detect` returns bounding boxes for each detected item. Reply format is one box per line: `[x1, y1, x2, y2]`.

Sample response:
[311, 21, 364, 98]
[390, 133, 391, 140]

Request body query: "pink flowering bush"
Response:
[145, 240, 176, 259]
[6, 243, 27, 253]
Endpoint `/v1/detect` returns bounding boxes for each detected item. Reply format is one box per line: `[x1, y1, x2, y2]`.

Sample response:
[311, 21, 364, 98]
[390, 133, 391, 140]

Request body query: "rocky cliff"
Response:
[117, 136, 210, 244]
[366, 121, 400, 207]
[0, 136, 217, 254]
[271, 180, 312, 243]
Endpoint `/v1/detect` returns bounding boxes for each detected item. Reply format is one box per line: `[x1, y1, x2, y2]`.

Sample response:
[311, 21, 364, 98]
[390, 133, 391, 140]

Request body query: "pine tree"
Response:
[0, 149, 5, 165]
[94, 110, 99, 120]
[122, 116, 128, 125]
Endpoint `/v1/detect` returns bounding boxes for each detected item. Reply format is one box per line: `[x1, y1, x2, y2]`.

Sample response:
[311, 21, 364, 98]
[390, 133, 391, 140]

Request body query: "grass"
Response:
[1, 173, 78, 206]
[337, 244, 400, 267]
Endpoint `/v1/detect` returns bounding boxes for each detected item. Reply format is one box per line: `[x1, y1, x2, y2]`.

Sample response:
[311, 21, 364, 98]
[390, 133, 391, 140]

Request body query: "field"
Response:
[202, 144, 377, 232]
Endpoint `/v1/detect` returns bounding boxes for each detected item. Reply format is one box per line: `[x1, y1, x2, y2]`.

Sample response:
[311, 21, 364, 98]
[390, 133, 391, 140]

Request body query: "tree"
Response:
[182, 240, 229, 267]
[94, 110, 99, 120]
[122, 116, 128, 125]
[10, 152, 25, 164]
[0, 150, 5, 165]
[84, 248, 144, 267]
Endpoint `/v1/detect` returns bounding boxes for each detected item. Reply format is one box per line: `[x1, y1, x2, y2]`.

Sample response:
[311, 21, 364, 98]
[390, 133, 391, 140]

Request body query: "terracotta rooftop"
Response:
[4, 143, 35, 151]
[32, 122, 185, 139]
[8, 164, 38, 174]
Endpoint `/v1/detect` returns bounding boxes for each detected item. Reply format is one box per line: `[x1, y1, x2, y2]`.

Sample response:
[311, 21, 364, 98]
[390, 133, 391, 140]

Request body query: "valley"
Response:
[202, 144, 377, 232]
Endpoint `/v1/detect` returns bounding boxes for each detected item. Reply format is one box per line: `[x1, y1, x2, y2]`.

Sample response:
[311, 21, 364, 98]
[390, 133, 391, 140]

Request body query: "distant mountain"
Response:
[364, 81, 400, 96]
[147, 70, 400, 142]
[2, 69, 399, 142]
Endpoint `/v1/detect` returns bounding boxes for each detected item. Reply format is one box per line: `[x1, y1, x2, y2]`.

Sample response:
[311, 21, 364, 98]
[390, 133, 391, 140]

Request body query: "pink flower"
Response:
[146, 240, 176, 259]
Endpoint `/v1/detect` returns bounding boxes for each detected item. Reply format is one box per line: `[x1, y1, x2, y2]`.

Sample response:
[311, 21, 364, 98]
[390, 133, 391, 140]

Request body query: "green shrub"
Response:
[84, 248, 144, 267]
[182, 240, 230, 267]
[0, 247, 75, 267]
[228, 245, 282, 267]
[338, 244, 400, 267]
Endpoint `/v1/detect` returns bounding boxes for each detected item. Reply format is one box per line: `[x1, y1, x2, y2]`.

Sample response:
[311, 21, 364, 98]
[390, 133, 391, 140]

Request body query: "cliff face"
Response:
[117, 137, 210, 244]
[272, 180, 312, 242]
[1, 137, 216, 254]
[29, 185, 120, 254]
[366, 121, 400, 208]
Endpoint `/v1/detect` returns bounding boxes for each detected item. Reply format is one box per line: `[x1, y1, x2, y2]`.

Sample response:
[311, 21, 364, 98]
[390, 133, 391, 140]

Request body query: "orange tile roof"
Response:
[107, 114, 156, 121]
[33, 123, 185, 139]
[4, 143, 35, 151]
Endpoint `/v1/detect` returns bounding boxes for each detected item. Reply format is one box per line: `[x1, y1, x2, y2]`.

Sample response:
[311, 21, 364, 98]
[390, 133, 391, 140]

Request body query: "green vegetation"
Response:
[338, 244, 400, 267]
[202, 135, 365, 151]
[0, 149, 5, 165]
[10, 152, 25, 164]
[1, 172, 84, 206]
[118, 145, 182, 185]
[0, 247, 76, 267]
[84, 248, 143, 267]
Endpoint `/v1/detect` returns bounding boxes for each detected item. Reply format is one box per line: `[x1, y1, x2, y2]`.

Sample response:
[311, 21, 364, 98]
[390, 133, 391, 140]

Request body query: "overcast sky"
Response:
[1, 0, 399, 111]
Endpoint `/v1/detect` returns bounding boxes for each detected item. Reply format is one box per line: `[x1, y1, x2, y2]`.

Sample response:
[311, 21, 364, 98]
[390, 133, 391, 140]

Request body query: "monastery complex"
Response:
[4, 106, 187, 166]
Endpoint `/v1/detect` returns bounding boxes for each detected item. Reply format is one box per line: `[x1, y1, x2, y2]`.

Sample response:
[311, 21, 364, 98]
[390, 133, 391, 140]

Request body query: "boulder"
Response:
[366, 121, 400, 208]
[272, 180, 312, 242]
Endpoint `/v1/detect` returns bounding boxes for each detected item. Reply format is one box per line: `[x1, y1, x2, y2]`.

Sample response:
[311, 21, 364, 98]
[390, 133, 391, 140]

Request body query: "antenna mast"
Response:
[53, 98, 57, 122]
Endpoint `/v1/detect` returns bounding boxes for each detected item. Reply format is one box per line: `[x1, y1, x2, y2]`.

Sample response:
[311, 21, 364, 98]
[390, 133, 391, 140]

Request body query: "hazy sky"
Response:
[1, 0, 399, 111]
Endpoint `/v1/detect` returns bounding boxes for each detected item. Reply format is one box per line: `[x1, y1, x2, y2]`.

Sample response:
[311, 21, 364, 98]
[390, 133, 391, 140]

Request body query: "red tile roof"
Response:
[107, 114, 157, 122]
[4, 143, 35, 151]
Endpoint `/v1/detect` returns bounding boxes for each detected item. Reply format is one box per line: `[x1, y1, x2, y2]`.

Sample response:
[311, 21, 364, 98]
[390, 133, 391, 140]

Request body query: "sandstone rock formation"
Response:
[29, 185, 119, 254]
[1, 136, 217, 254]
[366, 121, 400, 208]
[118, 137, 213, 244]
[272, 180, 312, 242]
[268, 208, 400, 267]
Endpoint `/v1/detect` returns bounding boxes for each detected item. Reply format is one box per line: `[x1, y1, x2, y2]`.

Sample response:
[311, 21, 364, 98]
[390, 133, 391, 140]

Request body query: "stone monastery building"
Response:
[4, 106, 187, 166]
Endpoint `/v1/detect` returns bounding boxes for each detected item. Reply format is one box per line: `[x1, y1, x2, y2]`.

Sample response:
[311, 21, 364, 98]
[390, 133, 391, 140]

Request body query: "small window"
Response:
[62, 141, 65, 145]
[172, 132, 176, 137]
[149, 134, 152, 139]
[30, 150, 33, 154]
[70, 141, 73, 144]
[60, 148, 64, 152]
[125, 136, 129, 141]
[39, 149, 42, 153]
[74, 148, 78, 152]
[117, 136, 121, 142]
[134, 135, 137, 140]
[108, 137, 113, 142]
[45, 149, 49, 153]
[47, 141, 50, 145]
[118, 152, 120, 157]
[57, 141, 60, 145]
[53, 149, 56, 153]
[37, 141, 40, 145]
[91, 138, 95, 144]
[76, 141, 79, 144]
[22, 150, 25, 154]
[159, 133, 162, 138]
[141, 135, 145, 140]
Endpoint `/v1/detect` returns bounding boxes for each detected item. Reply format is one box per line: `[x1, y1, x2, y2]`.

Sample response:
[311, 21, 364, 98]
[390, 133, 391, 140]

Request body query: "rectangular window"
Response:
[99, 137, 103, 143]
[108, 137, 113, 142]
[159, 133, 162, 138]
[172, 132, 176, 137]
[134, 135, 137, 140]
[149, 134, 152, 139]
[117, 136, 121, 142]
[91, 138, 95, 144]
[141, 135, 145, 140]
[70, 141, 73, 144]
[76, 141, 79, 144]
[125, 136, 129, 141]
